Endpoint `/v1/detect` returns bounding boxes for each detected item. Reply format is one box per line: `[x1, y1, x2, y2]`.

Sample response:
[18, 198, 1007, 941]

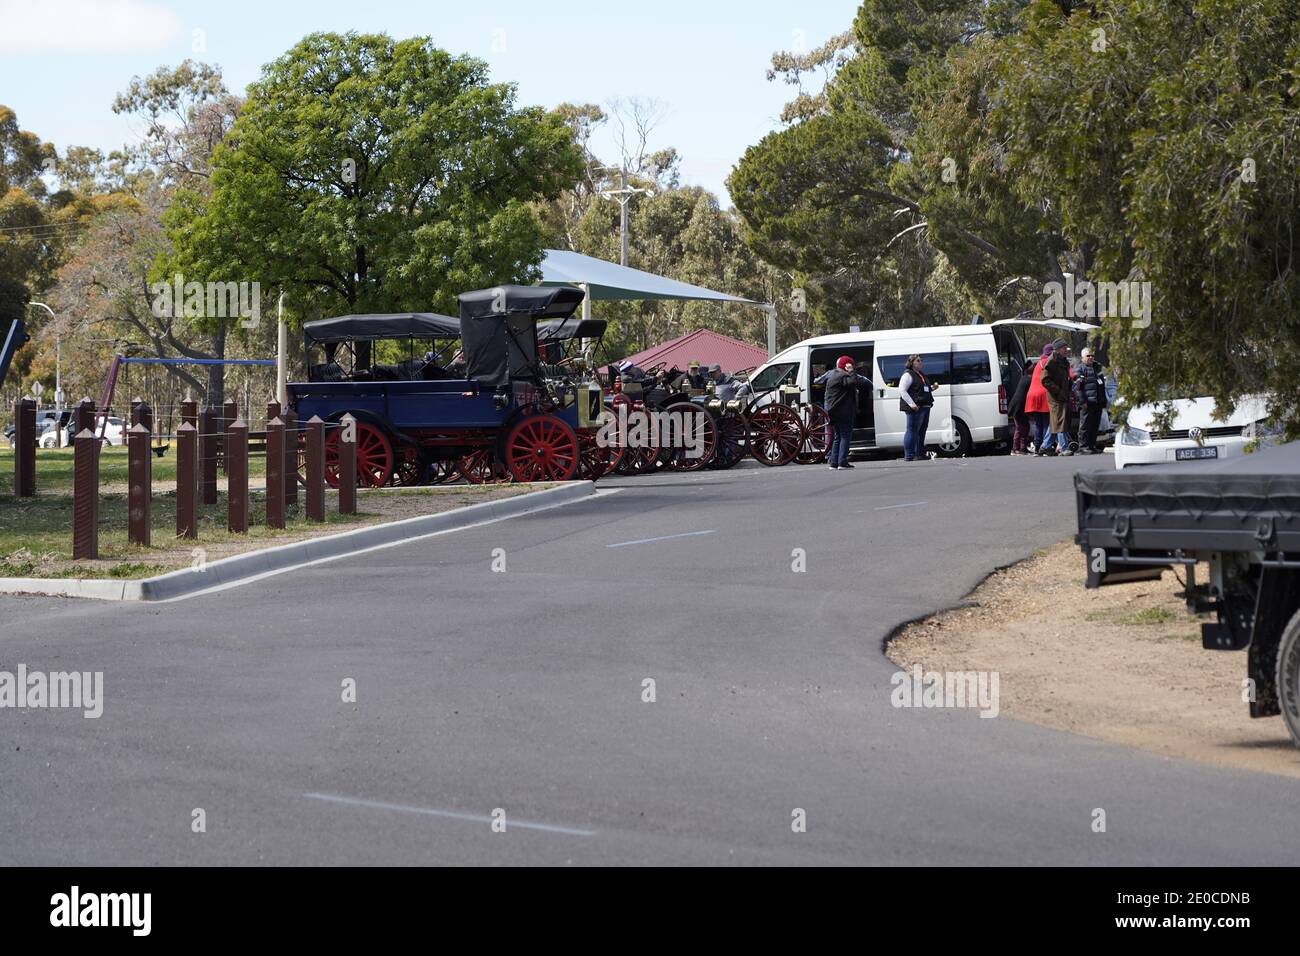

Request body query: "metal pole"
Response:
[619, 167, 628, 267]
[276, 291, 288, 408]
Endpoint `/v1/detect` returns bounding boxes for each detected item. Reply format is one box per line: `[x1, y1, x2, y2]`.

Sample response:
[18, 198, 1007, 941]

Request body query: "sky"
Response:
[0, 0, 857, 205]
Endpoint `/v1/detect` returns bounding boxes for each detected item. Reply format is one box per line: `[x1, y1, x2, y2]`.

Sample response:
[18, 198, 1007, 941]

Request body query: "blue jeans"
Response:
[1049, 431, 1070, 452]
[827, 413, 853, 467]
[1029, 412, 1049, 449]
[903, 407, 930, 460]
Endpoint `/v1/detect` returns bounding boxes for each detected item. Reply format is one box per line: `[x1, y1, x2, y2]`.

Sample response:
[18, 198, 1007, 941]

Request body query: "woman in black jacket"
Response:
[1008, 358, 1035, 456]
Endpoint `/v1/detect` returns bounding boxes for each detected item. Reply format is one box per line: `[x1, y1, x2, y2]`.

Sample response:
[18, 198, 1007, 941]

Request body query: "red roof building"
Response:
[617, 329, 768, 374]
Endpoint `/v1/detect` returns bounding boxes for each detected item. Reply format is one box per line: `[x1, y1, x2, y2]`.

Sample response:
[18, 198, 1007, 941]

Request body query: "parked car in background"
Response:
[5, 409, 64, 447]
[42, 415, 125, 448]
[1115, 395, 1270, 469]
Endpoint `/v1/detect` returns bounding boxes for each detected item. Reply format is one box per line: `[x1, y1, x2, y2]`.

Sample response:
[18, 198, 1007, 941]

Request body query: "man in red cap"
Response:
[814, 355, 871, 469]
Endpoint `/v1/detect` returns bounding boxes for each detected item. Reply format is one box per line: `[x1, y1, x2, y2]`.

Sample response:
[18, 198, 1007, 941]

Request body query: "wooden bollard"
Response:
[265, 416, 285, 529]
[221, 399, 237, 475]
[13, 398, 36, 498]
[73, 398, 95, 436]
[198, 406, 218, 505]
[181, 398, 197, 429]
[305, 415, 325, 522]
[282, 408, 298, 507]
[130, 398, 154, 432]
[72, 428, 99, 560]
[127, 423, 151, 546]
[176, 421, 198, 540]
[227, 416, 248, 533]
[338, 414, 357, 515]
[266, 400, 281, 430]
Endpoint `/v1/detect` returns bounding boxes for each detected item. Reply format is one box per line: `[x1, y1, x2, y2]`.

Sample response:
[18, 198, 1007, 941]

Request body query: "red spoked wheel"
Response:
[577, 430, 615, 480]
[613, 406, 661, 475]
[430, 459, 459, 484]
[390, 441, 426, 486]
[661, 403, 717, 471]
[455, 448, 509, 484]
[747, 403, 802, 466]
[504, 414, 579, 482]
[710, 409, 747, 470]
[795, 404, 831, 464]
[324, 420, 394, 488]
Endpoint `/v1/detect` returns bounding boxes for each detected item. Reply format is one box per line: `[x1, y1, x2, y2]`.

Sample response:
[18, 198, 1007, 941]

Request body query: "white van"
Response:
[746, 318, 1098, 457]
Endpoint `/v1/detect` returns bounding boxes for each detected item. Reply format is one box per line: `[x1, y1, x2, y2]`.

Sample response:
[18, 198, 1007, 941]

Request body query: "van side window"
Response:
[749, 362, 798, 391]
[951, 350, 992, 385]
[877, 353, 951, 387]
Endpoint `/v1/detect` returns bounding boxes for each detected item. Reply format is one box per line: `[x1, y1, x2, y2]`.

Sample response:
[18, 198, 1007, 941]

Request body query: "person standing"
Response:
[898, 354, 936, 461]
[1040, 338, 1074, 457]
[1073, 347, 1107, 454]
[1026, 343, 1053, 454]
[1008, 357, 1035, 455]
[815, 356, 871, 469]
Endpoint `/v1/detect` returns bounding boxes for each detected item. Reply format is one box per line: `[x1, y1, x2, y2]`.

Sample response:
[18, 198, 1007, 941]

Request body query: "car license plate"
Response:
[1176, 446, 1219, 461]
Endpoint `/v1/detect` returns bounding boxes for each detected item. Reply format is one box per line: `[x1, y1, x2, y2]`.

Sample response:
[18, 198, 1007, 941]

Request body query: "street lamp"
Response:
[27, 302, 62, 446]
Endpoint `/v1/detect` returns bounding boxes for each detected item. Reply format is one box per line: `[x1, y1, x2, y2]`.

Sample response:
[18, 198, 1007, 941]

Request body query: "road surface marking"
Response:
[304, 792, 597, 836]
[607, 530, 717, 549]
[864, 501, 929, 512]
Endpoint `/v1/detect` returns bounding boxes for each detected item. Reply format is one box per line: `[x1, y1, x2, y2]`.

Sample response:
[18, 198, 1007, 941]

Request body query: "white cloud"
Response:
[0, 0, 182, 54]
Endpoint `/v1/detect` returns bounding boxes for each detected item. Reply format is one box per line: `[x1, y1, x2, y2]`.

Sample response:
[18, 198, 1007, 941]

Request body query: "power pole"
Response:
[598, 166, 653, 267]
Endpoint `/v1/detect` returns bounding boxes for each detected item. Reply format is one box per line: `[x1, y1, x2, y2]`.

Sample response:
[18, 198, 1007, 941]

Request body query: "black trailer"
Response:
[1075, 441, 1300, 745]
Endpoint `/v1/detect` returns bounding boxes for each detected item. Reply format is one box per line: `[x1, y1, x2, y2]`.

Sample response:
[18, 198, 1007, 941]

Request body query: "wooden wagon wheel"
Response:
[429, 459, 458, 484]
[390, 441, 426, 486]
[794, 404, 831, 464]
[710, 408, 747, 470]
[661, 402, 717, 472]
[324, 420, 394, 488]
[504, 414, 579, 482]
[613, 406, 661, 475]
[746, 403, 802, 466]
[455, 448, 509, 484]
[576, 430, 615, 480]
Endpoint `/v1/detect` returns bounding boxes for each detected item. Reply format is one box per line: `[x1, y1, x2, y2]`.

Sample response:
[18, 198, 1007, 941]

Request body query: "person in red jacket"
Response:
[1025, 343, 1054, 454]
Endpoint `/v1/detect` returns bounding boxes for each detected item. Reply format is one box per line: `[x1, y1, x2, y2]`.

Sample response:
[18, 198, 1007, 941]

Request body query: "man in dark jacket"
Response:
[1040, 338, 1074, 457]
[815, 355, 871, 469]
[1008, 358, 1035, 455]
[1073, 347, 1107, 453]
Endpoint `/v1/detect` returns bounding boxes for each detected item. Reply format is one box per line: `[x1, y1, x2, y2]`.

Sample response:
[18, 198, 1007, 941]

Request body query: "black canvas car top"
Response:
[303, 312, 461, 344]
[457, 285, 585, 322]
[537, 318, 606, 342]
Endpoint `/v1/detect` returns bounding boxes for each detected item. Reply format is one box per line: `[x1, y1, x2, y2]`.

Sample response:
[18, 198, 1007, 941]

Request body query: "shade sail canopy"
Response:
[303, 312, 461, 344]
[539, 249, 765, 306]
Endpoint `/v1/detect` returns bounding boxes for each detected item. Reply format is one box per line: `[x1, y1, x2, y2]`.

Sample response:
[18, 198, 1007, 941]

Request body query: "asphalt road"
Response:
[3, 453, 1299, 865]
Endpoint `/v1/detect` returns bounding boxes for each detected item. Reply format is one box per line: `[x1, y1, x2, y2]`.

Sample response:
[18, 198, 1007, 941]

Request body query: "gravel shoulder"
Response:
[887, 539, 1300, 779]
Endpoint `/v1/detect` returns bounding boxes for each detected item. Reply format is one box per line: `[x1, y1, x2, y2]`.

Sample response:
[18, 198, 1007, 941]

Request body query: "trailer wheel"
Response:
[504, 415, 579, 482]
[1276, 608, 1300, 749]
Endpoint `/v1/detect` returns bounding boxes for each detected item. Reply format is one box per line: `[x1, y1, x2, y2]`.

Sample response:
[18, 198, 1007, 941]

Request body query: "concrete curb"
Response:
[0, 481, 596, 603]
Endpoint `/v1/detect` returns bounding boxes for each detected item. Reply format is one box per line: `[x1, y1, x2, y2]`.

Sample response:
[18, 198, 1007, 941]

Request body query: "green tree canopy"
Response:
[166, 32, 584, 321]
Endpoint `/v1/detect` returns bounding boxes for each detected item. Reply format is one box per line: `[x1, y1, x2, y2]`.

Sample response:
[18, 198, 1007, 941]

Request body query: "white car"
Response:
[1115, 396, 1269, 469]
[41, 416, 125, 448]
